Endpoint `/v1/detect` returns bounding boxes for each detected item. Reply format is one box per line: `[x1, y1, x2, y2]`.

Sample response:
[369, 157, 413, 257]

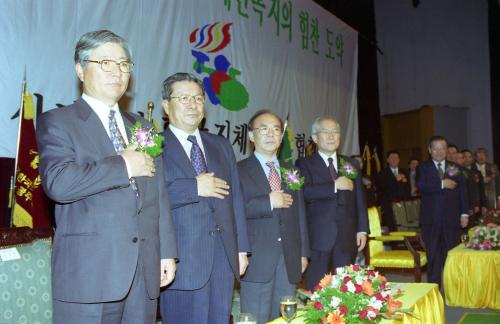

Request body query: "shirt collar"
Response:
[82, 93, 119, 115]
[169, 124, 201, 141]
[433, 160, 445, 169]
[254, 151, 279, 168]
[318, 150, 337, 166]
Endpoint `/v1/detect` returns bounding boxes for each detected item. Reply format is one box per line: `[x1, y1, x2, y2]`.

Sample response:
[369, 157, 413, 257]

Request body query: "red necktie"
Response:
[266, 161, 282, 191]
[328, 157, 338, 181]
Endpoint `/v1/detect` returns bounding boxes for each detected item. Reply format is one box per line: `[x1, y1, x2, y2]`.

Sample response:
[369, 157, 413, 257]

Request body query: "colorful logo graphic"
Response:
[190, 22, 249, 111]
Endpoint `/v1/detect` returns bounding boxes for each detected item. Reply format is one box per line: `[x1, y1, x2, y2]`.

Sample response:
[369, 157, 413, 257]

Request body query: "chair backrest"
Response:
[392, 201, 408, 225]
[404, 199, 420, 224]
[368, 206, 382, 237]
[0, 227, 53, 324]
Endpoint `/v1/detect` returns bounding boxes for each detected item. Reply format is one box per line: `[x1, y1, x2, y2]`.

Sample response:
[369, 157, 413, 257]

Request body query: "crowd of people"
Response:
[35, 29, 499, 324]
[36, 30, 369, 324]
[375, 145, 499, 231]
[374, 141, 499, 288]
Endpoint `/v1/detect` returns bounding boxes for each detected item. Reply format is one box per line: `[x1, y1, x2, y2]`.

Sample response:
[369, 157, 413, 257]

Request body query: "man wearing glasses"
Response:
[296, 117, 368, 290]
[237, 110, 309, 324]
[36, 30, 177, 323]
[159, 72, 250, 324]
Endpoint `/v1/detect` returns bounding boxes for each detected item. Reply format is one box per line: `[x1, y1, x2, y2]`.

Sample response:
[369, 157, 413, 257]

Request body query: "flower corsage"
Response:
[128, 122, 164, 158]
[280, 167, 305, 191]
[338, 157, 358, 179]
[446, 164, 461, 177]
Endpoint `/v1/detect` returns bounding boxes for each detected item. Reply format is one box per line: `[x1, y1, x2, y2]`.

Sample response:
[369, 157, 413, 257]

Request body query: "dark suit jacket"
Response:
[377, 167, 411, 203]
[162, 128, 249, 290]
[462, 167, 482, 210]
[36, 98, 177, 303]
[296, 153, 368, 254]
[237, 155, 309, 284]
[472, 162, 499, 209]
[417, 160, 468, 227]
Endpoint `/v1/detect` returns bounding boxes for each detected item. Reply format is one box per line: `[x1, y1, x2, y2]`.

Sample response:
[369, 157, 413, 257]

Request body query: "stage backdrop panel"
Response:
[0, 0, 359, 160]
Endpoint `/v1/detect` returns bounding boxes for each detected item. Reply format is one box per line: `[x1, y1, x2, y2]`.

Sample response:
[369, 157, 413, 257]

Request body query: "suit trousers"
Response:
[53, 260, 156, 324]
[305, 248, 355, 291]
[160, 233, 234, 324]
[240, 253, 296, 324]
[381, 201, 397, 232]
[421, 224, 460, 287]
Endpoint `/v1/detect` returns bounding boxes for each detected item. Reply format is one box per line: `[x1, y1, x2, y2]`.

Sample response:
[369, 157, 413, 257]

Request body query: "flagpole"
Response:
[281, 111, 289, 141]
[10, 75, 27, 227]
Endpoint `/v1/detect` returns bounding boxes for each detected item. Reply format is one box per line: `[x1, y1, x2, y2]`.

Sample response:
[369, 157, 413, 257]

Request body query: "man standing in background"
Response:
[378, 151, 411, 231]
[417, 136, 468, 286]
[473, 148, 500, 210]
[408, 158, 420, 197]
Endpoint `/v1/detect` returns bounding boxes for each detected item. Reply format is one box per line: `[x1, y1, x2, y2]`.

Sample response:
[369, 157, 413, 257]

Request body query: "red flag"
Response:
[12, 91, 50, 228]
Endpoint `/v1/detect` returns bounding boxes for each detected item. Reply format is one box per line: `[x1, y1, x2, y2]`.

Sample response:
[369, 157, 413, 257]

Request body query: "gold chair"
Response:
[365, 207, 427, 282]
[391, 198, 420, 233]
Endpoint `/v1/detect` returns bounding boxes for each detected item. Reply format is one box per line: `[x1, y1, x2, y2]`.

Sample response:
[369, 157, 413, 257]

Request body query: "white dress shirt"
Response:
[318, 150, 337, 193]
[168, 124, 206, 160]
[476, 163, 486, 177]
[82, 94, 131, 177]
[82, 94, 129, 145]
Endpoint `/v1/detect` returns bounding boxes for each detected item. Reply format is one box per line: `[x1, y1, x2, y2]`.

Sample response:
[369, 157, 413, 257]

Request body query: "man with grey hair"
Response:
[36, 30, 177, 323]
[296, 117, 368, 290]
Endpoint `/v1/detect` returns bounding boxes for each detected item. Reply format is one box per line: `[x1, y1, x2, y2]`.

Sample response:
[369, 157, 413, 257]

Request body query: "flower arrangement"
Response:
[303, 265, 410, 323]
[128, 122, 164, 158]
[467, 223, 500, 250]
[338, 157, 358, 180]
[445, 164, 460, 177]
[280, 167, 304, 191]
[478, 209, 500, 226]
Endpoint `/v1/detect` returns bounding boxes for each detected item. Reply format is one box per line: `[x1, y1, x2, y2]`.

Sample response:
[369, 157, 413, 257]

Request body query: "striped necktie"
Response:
[109, 110, 139, 199]
[109, 110, 126, 153]
[437, 162, 444, 179]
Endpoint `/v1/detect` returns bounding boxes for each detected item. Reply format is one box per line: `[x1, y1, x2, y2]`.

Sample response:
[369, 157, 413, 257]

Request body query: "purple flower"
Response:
[135, 129, 154, 147]
[286, 171, 301, 184]
[343, 165, 354, 174]
[447, 165, 460, 177]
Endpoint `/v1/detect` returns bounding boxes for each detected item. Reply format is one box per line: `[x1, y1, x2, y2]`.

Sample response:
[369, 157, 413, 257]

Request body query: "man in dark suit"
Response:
[446, 144, 459, 163]
[377, 151, 411, 231]
[159, 73, 250, 324]
[417, 136, 468, 286]
[473, 148, 500, 210]
[408, 158, 420, 197]
[462, 149, 485, 219]
[296, 117, 368, 290]
[237, 110, 309, 324]
[36, 30, 177, 323]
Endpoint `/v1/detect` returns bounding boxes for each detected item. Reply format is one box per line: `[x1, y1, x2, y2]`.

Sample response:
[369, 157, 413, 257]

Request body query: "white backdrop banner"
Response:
[0, 0, 359, 159]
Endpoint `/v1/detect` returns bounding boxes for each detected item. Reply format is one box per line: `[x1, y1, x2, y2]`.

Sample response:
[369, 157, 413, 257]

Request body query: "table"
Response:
[268, 283, 444, 323]
[443, 244, 500, 309]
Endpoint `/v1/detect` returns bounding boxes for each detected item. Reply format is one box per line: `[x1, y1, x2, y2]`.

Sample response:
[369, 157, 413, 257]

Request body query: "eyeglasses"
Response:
[253, 126, 282, 135]
[316, 129, 340, 135]
[169, 95, 205, 105]
[84, 59, 134, 73]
